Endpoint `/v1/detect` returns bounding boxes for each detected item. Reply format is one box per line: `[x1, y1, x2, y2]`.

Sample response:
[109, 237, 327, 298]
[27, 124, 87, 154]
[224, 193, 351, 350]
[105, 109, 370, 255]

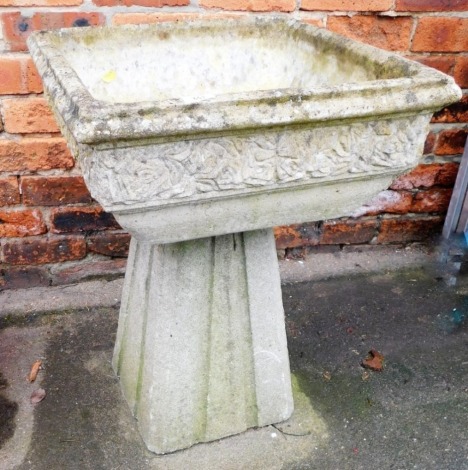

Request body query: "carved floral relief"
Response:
[82, 115, 429, 208]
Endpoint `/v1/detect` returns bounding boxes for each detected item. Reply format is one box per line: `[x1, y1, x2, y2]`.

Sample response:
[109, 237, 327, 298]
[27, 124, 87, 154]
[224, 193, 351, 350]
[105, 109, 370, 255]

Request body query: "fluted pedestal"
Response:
[112, 228, 293, 454]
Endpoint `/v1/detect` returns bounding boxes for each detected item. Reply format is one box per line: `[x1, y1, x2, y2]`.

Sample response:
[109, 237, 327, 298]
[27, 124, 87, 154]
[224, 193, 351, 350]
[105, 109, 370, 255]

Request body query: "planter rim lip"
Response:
[27, 16, 462, 145]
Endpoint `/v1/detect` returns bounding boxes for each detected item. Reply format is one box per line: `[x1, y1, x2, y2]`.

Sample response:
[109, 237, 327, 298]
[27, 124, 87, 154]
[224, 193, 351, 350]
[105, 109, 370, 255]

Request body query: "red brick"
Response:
[327, 15, 413, 51]
[432, 95, 468, 124]
[434, 128, 467, 155]
[95, 0, 185, 5]
[274, 225, 303, 249]
[0, 0, 81, 5]
[0, 57, 22, 94]
[25, 58, 43, 93]
[377, 216, 444, 243]
[0, 266, 49, 290]
[1, 13, 32, 52]
[410, 55, 455, 76]
[0, 56, 42, 95]
[411, 188, 452, 213]
[200, 0, 295, 11]
[0, 138, 74, 172]
[2, 236, 86, 265]
[50, 258, 126, 285]
[320, 219, 378, 244]
[87, 232, 131, 257]
[0, 209, 46, 237]
[412, 18, 468, 53]
[301, 17, 324, 28]
[112, 12, 243, 25]
[301, 0, 392, 10]
[0, 177, 20, 205]
[454, 56, 468, 88]
[50, 207, 121, 233]
[390, 163, 459, 190]
[1, 12, 104, 52]
[424, 132, 436, 154]
[2, 98, 59, 134]
[436, 162, 459, 186]
[274, 223, 321, 249]
[396, 0, 468, 10]
[21, 176, 92, 206]
[352, 190, 413, 217]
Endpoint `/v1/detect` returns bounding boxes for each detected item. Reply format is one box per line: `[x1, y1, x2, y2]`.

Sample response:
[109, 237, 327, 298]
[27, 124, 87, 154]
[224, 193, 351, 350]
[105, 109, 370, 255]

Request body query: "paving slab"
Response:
[1, 247, 468, 469]
[0, 245, 441, 320]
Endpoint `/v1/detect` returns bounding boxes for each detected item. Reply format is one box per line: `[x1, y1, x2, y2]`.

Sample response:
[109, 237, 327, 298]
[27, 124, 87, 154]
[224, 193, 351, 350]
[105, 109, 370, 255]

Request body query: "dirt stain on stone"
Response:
[0, 372, 18, 448]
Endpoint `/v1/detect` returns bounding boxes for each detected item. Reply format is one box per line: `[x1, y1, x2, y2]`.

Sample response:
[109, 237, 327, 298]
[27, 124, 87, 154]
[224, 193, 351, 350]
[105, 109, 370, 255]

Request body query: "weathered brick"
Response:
[0, 56, 42, 95]
[396, 0, 468, 10]
[0, 138, 74, 172]
[320, 219, 378, 244]
[1, 13, 32, 52]
[25, 58, 43, 93]
[352, 190, 413, 217]
[1, 12, 105, 52]
[112, 12, 243, 25]
[434, 128, 467, 155]
[95, 0, 186, 5]
[390, 163, 459, 190]
[424, 132, 436, 154]
[301, 0, 392, 10]
[411, 188, 452, 213]
[0, 266, 49, 290]
[2, 98, 59, 134]
[2, 236, 86, 265]
[21, 176, 92, 206]
[0, 57, 20, 93]
[432, 95, 468, 124]
[410, 55, 455, 76]
[300, 17, 324, 28]
[327, 15, 413, 51]
[274, 222, 321, 249]
[87, 232, 131, 257]
[274, 225, 303, 249]
[0, 0, 81, 5]
[284, 246, 307, 260]
[200, 0, 296, 11]
[50, 259, 126, 285]
[0, 177, 20, 206]
[454, 56, 468, 88]
[412, 18, 468, 53]
[51, 207, 121, 233]
[0, 209, 46, 237]
[436, 162, 459, 186]
[377, 216, 444, 243]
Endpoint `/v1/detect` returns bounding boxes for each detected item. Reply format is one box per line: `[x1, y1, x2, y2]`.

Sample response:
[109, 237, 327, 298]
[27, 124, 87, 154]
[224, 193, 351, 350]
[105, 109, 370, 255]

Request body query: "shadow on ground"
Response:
[1, 264, 468, 470]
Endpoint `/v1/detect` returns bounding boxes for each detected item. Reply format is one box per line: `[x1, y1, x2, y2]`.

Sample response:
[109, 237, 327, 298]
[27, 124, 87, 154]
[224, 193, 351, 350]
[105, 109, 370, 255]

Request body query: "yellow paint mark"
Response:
[102, 70, 117, 83]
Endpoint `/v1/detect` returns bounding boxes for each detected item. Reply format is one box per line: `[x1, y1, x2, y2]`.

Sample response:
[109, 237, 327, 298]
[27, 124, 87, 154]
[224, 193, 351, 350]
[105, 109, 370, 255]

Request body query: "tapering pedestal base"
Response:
[112, 228, 293, 454]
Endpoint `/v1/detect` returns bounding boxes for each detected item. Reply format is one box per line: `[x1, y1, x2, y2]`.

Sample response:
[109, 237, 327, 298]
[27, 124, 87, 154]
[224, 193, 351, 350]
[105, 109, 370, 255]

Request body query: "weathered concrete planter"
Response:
[29, 17, 461, 454]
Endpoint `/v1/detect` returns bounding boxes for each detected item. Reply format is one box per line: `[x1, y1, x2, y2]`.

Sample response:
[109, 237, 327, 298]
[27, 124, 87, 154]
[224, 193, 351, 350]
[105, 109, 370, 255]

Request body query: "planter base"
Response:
[112, 228, 293, 454]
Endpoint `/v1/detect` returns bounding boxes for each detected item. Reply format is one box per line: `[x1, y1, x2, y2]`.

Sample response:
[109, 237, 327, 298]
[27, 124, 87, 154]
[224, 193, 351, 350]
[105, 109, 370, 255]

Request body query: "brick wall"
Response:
[0, 0, 467, 288]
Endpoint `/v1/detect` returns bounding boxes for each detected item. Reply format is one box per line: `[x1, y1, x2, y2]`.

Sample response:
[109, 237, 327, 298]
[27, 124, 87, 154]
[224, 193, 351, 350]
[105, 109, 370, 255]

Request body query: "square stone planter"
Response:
[28, 16, 461, 454]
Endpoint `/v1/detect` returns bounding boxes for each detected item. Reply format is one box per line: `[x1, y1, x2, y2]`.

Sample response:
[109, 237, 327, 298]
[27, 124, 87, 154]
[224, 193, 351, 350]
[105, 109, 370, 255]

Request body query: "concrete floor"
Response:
[1, 243, 468, 470]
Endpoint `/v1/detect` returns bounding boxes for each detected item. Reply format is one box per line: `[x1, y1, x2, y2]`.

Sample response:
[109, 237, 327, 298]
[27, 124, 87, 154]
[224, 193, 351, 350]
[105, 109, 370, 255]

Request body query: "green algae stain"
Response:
[291, 368, 382, 420]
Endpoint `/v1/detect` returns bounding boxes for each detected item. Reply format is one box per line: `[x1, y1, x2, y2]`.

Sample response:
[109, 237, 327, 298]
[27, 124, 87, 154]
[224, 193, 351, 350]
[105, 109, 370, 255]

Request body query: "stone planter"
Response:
[28, 16, 461, 454]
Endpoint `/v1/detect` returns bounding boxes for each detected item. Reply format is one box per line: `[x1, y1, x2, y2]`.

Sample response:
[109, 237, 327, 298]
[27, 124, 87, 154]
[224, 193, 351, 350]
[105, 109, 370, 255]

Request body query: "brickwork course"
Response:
[0, 0, 467, 289]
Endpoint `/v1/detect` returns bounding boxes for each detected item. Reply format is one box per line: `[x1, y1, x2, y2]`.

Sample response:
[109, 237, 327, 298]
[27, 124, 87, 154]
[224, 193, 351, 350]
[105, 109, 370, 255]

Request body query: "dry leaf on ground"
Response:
[30, 388, 46, 404]
[28, 360, 42, 382]
[361, 349, 384, 372]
